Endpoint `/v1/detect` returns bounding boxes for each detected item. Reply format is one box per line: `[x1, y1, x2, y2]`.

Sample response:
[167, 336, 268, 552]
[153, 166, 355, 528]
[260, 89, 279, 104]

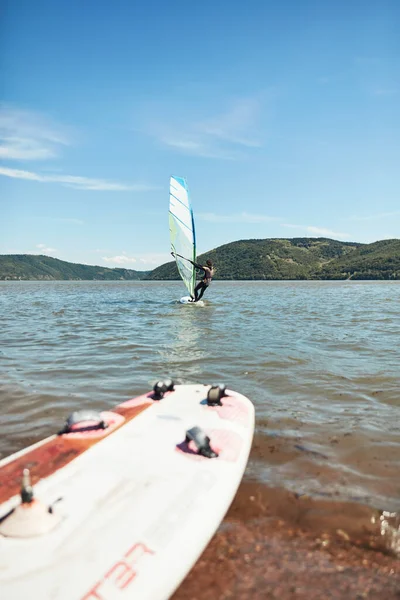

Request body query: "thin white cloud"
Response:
[5, 244, 59, 255]
[0, 105, 160, 191]
[349, 210, 400, 221]
[102, 255, 137, 265]
[198, 212, 278, 224]
[372, 88, 398, 97]
[282, 223, 351, 240]
[161, 137, 240, 160]
[0, 137, 57, 160]
[196, 99, 262, 147]
[0, 166, 157, 192]
[137, 253, 171, 265]
[102, 252, 170, 268]
[152, 97, 263, 160]
[162, 138, 202, 151]
[36, 243, 57, 253]
[307, 226, 350, 238]
[0, 105, 71, 161]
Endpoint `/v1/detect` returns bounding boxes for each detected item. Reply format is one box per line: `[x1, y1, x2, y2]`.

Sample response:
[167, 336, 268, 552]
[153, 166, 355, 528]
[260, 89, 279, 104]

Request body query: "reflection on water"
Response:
[160, 303, 209, 381]
[1, 280, 400, 517]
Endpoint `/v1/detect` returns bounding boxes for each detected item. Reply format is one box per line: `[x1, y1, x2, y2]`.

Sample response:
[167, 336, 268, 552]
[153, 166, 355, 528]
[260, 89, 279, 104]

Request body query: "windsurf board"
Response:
[0, 382, 254, 600]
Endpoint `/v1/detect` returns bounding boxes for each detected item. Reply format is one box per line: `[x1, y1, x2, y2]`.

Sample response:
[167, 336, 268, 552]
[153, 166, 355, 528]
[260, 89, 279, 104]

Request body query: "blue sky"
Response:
[1, 0, 399, 270]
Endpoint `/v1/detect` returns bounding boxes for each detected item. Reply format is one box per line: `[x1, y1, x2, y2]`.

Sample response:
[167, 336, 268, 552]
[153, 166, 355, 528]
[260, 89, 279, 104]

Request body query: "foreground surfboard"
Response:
[0, 382, 254, 600]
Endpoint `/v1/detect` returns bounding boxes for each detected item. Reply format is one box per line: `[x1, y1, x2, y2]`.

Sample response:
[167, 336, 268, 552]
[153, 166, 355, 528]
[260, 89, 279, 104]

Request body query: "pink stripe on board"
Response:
[206, 392, 251, 427]
[119, 391, 172, 408]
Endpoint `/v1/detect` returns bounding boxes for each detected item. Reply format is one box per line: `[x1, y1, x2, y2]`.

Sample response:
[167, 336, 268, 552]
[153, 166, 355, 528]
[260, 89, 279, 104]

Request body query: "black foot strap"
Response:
[185, 426, 218, 458]
[152, 379, 175, 400]
[207, 384, 227, 406]
[58, 410, 108, 434]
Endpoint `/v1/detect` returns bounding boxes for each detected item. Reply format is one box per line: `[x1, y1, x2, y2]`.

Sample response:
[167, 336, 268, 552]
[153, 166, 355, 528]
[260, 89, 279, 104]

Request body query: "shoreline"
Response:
[172, 481, 400, 600]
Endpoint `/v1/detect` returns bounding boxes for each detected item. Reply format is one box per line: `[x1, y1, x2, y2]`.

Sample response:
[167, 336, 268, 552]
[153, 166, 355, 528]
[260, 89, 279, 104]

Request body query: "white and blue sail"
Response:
[169, 176, 196, 298]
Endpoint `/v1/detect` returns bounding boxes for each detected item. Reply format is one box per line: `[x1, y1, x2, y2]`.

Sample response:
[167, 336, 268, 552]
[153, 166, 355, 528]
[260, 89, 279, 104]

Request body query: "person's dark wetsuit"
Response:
[190, 261, 215, 301]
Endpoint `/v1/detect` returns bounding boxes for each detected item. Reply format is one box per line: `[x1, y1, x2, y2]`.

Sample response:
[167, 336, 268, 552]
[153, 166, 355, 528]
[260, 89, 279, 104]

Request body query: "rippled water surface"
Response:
[1, 280, 399, 512]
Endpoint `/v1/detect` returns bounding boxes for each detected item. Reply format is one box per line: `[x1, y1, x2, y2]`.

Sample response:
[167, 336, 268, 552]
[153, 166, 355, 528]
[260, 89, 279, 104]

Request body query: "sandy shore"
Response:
[172, 482, 400, 600]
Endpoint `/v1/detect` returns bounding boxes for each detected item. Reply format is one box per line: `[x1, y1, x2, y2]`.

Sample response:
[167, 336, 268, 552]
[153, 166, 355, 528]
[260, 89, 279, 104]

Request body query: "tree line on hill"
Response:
[1, 238, 399, 281]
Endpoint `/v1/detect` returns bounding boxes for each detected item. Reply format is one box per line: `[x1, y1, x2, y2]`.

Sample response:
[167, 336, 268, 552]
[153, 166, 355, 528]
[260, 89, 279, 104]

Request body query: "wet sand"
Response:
[172, 481, 400, 600]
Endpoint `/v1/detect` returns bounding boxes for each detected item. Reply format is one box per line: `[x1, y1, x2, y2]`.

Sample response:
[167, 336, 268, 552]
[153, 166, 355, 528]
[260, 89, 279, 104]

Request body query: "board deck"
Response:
[0, 384, 254, 600]
[179, 295, 205, 306]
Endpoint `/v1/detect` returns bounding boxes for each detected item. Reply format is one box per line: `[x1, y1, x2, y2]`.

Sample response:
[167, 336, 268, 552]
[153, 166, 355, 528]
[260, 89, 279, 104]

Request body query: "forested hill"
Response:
[315, 239, 400, 280]
[1, 238, 399, 281]
[0, 255, 148, 281]
[147, 238, 400, 281]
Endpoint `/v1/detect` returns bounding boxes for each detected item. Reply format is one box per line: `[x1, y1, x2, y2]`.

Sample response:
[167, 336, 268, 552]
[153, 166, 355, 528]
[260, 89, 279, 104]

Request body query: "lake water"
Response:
[1, 280, 399, 554]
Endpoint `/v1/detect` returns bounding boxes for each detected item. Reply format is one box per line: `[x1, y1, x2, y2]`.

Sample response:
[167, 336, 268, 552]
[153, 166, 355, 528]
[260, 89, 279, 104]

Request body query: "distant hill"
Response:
[148, 238, 362, 280]
[315, 239, 400, 280]
[148, 237, 400, 281]
[0, 255, 149, 281]
[1, 238, 399, 281]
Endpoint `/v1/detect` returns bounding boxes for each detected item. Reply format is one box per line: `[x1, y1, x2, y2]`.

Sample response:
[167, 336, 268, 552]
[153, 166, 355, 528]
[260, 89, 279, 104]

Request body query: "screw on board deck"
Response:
[0, 468, 62, 537]
[21, 468, 34, 504]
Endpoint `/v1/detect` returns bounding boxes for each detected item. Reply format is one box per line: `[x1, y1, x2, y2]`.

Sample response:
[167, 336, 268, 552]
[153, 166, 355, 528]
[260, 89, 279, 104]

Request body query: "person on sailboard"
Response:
[190, 259, 215, 302]
[171, 253, 215, 302]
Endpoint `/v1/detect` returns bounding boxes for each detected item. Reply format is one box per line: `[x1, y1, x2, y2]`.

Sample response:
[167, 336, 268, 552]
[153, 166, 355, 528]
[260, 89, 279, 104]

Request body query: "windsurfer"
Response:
[171, 252, 214, 302]
[190, 259, 214, 302]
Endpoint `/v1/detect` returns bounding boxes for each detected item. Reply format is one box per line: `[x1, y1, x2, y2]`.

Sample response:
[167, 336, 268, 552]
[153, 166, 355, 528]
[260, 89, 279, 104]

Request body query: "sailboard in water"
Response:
[169, 176, 203, 305]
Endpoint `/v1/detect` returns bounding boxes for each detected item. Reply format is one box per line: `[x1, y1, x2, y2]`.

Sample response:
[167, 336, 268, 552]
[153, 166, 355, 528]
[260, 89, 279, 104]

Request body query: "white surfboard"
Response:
[179, 295, 205, 306]
[0, 382, 254, 600]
